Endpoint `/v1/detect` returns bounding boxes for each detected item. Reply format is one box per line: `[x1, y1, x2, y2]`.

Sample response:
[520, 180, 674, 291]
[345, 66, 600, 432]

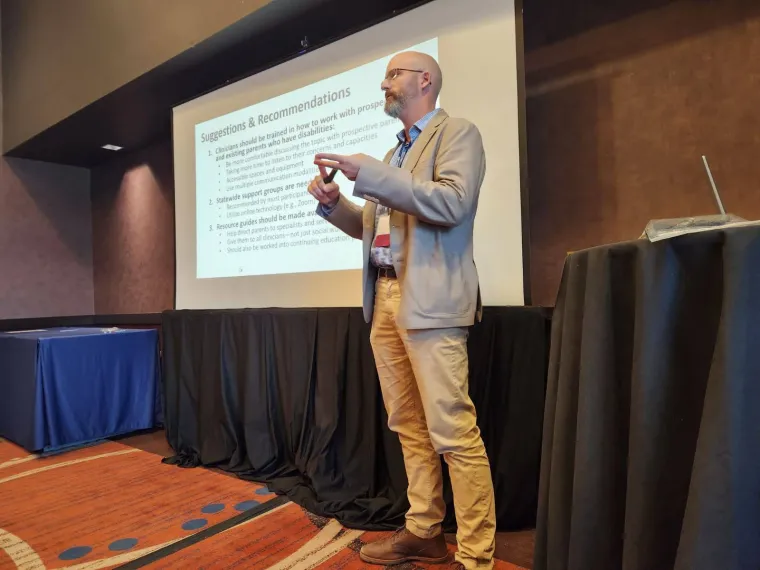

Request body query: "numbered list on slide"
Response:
[194, 38, 438, 279]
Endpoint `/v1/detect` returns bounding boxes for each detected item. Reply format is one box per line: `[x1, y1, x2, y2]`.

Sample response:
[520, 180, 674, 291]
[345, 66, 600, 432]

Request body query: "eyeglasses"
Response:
[385, 68, 424, 81]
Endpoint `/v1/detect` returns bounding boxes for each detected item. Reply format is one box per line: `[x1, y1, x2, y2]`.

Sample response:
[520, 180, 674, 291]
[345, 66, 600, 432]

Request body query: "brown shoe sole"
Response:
[359, 551, 450, 566]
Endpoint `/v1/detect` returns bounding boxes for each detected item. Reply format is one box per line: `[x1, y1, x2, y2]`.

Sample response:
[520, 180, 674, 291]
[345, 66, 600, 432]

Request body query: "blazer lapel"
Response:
[363, 199, 377, 227]
[402, 110, 448, 172]
[383, 144, 398, 165]
[362, 112, 445, 223]
[361, 145, 395, 214]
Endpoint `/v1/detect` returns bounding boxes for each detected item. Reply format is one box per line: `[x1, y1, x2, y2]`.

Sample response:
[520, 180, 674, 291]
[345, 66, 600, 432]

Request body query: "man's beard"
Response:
[384, 91, 407, 118]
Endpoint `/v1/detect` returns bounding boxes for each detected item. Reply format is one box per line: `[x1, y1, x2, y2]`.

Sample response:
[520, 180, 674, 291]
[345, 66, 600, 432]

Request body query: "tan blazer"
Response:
[318, 109, 485, 329]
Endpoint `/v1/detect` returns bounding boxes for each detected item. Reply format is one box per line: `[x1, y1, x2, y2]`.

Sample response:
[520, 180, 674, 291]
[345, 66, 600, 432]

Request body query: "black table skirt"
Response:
[535, 227, 760, 570]
[160, 305, 550, 532]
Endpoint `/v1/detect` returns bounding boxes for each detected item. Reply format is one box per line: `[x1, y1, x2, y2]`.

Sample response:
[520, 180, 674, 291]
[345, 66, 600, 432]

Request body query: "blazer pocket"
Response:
[415, 263, 469, 317]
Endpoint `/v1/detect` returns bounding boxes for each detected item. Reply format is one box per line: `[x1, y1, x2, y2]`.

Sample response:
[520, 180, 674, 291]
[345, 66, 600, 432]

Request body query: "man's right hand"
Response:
[308, 165, 340, 208]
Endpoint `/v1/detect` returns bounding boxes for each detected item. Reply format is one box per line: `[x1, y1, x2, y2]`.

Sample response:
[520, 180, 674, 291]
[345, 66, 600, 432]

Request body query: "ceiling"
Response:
[8, 0, 744, 169]
[4, 0, 430, 168]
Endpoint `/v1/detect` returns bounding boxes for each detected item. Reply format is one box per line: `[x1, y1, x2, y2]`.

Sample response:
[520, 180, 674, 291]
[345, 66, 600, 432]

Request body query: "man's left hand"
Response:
[314, 153, 369, 182]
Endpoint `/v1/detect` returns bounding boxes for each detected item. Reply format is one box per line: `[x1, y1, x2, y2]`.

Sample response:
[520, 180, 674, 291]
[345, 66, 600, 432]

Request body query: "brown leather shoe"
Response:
[359, 528, 449, 565]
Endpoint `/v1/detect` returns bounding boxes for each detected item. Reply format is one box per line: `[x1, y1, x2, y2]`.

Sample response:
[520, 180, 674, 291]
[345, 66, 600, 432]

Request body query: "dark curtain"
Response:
[161, 306, 549, 532]
[535, 227, 760, 570]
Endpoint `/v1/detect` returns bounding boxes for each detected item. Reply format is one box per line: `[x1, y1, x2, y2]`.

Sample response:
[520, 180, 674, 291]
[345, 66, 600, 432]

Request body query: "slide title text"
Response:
[199, 88, 352, 143]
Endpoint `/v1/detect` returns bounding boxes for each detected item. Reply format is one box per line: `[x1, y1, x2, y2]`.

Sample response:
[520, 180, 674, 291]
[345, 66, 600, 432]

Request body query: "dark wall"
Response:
[0, 158, 94, 318]
[0, 8, 94, 319]
[1, 0, 272, 152]
[525, 0, 760, 306]
[91, 141, 174, 314]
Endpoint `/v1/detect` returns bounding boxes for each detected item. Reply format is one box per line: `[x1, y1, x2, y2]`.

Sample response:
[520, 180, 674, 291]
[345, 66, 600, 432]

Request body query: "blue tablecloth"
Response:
[0, 327, 160, 452]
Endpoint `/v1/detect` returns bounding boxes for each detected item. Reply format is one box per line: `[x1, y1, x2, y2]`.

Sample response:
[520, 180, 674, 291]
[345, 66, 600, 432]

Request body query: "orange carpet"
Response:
[0, 438, 277, 569]
[143, 501, 529, 570]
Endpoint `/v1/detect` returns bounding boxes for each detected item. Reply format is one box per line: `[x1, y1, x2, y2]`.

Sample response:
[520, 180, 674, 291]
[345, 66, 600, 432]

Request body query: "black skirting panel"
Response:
[160, 306, 551, 532]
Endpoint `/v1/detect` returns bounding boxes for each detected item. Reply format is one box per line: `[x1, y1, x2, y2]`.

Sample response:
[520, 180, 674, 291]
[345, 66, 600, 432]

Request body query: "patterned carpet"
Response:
[0, 438, 276, 569]
[142, 501, 528, 570]
[0, 436, 529, 569]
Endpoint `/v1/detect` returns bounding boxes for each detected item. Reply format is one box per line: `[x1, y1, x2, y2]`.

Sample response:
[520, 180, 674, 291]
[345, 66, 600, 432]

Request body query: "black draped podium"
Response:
[535, 227, 760, 570]
[161, 306, 550, 532]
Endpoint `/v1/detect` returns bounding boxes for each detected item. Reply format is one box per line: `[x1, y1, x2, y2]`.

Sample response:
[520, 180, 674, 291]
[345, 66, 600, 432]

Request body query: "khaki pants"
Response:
[369, 277, 496, 569]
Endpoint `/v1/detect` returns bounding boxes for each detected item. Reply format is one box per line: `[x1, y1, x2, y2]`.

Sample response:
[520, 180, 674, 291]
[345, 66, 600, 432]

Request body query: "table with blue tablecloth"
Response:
[0, 327, 160, 453]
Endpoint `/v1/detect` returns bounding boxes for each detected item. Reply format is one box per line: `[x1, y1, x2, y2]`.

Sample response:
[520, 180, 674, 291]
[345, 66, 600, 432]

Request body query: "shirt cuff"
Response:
[318, 199, 338, 216]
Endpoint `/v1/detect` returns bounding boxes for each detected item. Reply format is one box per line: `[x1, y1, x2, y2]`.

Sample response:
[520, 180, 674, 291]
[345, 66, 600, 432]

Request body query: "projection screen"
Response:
[173, 0, 524, 310]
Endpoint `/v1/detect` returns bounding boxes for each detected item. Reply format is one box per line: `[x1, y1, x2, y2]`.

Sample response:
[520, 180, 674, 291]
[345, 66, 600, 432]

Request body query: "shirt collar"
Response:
[396, 108, 440, 145]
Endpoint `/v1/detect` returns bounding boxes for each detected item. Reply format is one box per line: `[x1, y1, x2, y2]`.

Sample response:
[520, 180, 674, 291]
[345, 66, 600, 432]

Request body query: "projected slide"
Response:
[174, 0, 524, 310]
[195, 39, 438, 279]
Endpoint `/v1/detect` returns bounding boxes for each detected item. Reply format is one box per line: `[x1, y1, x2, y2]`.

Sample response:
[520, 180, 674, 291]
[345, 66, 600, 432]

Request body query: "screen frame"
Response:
[170, 0, 531, 309]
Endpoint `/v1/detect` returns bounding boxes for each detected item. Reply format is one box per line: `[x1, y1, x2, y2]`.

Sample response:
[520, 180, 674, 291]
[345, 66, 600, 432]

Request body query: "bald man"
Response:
[307, 51, 495, 569]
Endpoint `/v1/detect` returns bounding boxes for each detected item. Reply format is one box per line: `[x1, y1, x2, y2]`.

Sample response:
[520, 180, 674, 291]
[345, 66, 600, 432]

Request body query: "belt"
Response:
[377, 266, 397, 278]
